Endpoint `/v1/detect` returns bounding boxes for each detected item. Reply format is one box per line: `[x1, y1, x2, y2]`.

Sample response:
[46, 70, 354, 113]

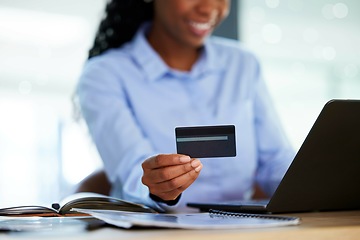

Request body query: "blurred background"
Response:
[0, 0, 359, 207]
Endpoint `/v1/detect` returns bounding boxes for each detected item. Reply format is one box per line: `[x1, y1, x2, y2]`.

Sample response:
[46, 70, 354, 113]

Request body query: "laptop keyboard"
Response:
[222, 199, 270, 205]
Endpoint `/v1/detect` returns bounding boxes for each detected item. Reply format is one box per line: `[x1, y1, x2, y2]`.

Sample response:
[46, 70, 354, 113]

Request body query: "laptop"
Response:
[187, 99, 360, 213]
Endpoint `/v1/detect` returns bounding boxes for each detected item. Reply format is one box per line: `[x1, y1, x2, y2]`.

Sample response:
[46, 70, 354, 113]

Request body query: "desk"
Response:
[1, 211, 360, 240]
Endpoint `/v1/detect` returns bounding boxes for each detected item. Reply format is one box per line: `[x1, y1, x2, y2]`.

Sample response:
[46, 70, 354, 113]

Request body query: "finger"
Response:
[142, 154, 191, 169]
[149, 159, 202, 183]
[149, 164, 203, 195]
[150, 167, 202, 201]
[154, 188, 183, 201]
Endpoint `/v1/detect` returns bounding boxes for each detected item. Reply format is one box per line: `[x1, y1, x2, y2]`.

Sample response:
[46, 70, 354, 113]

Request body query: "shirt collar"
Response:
[130, 22, 168, 82]
[130, 22, 224, 82]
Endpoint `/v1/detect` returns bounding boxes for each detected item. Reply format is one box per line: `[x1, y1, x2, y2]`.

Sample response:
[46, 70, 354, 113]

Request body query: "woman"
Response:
[76, 0, 295, 212]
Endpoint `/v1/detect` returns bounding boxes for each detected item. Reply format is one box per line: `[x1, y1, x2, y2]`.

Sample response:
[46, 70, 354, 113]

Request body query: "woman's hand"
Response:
[141, 154, 202, 201]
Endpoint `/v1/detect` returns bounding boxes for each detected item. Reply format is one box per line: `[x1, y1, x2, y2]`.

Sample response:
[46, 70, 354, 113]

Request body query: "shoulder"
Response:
[77, 47, 128, 90]
[81, 43, 138, 82]
[85, 45, 132, 69]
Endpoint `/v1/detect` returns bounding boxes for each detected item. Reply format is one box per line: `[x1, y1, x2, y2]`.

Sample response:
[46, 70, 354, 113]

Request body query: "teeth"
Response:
[190, 21, 214, 31]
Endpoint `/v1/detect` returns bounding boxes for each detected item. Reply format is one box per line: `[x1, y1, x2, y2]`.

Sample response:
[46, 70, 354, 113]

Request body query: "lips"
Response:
[188, 20, 216, 37]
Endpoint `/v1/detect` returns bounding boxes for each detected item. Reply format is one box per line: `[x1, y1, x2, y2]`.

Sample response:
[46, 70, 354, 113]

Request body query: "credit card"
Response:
[175, 125, 236, 158]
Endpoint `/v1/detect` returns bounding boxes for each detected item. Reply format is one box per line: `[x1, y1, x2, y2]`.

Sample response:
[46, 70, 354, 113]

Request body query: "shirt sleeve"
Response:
[252, 60, 296, 196]
[76, 58, 165, 212]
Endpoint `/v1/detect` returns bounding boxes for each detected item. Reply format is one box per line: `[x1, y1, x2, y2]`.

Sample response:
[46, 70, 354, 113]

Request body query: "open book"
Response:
[0, 192, 156, 217]
[73, 208, 301, 229]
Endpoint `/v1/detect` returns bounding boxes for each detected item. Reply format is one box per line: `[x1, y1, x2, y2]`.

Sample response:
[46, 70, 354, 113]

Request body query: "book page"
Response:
[0, 206, 61, 217]
[58, 192, 156, 215]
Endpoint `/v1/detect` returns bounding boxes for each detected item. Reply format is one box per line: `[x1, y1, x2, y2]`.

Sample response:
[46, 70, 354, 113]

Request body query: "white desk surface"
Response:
[1, 210, 360, 240]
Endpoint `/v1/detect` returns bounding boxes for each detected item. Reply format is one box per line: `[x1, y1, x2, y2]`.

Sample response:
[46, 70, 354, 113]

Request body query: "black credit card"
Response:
[175, 125, 236, 158]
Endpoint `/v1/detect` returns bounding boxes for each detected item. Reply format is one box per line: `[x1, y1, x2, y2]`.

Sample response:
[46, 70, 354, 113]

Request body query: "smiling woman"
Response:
[2, 0, 357, 213]
[76, 0, 294, 213]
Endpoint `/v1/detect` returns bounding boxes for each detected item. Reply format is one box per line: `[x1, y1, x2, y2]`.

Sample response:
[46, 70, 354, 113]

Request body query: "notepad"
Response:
[73, 208, 300, 229]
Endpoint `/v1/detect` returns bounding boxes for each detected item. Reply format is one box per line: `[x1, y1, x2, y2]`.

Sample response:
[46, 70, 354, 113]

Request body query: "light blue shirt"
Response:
[77, 23, 295, 212]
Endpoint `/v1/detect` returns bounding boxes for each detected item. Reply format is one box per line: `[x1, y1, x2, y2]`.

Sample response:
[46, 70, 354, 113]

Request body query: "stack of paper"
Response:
[73, 208, 300, 230]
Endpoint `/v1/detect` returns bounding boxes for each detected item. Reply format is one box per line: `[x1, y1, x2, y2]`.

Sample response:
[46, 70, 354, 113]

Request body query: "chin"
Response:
[188, 37, 207, 49]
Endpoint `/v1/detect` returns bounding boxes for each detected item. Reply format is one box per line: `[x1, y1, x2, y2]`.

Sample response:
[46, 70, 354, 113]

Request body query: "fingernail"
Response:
[191, 159, 201, 168]
[179, 156, 191, 163]
[195, 164, 202, 173]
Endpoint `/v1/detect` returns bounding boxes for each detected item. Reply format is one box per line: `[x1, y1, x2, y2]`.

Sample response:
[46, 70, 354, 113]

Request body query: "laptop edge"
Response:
[188, 99, 360, 213]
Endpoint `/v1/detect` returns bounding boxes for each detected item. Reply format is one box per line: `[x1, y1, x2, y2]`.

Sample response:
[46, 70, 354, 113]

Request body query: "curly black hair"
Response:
[88, 0, 154, 59]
